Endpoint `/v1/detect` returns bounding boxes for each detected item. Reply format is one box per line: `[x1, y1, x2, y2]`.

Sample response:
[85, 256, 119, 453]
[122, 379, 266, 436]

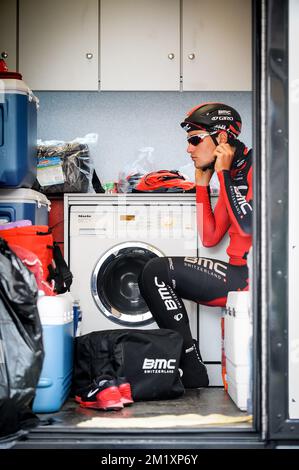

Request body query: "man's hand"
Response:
[214, 143, 235, 172]
[195, 167, 214, 186]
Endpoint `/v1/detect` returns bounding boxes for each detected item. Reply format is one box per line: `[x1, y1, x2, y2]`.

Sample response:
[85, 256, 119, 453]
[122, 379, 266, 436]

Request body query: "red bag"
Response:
[0, 225, 72, 294]
[0, 225, 53, 282]
[9, 244, 55, 296]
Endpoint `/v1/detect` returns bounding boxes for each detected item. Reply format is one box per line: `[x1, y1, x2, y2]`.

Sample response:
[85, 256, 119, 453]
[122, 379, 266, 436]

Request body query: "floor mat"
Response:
[77, 413, 253, 428]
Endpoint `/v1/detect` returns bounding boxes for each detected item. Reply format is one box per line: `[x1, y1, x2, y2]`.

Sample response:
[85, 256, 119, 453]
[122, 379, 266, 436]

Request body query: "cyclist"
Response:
[138, 102, 252, 388]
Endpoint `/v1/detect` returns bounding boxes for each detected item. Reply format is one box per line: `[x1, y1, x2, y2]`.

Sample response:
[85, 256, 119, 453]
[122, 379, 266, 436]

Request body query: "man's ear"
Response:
[218, 132, 228, 144]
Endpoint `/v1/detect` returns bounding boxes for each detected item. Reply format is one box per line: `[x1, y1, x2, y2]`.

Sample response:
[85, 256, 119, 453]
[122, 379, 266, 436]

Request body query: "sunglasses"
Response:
[187, 131, 217, 146]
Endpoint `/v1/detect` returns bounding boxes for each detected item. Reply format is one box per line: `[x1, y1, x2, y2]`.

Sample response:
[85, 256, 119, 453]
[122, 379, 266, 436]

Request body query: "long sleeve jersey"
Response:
[196, 142, 252, 266]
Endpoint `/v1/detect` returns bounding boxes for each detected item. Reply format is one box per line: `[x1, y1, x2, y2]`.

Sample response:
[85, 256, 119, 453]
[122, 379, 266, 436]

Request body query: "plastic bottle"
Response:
[103, 182, 116, 194]
[73, 300, 82, 337]
[221, 314, 228, 391]
[76, 305, 82, 337]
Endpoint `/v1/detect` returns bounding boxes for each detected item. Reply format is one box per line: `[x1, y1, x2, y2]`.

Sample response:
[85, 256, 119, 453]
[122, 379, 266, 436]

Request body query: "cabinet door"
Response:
[182, 0, 252, 91]
[0, 0, 17, 71]
[19, 0, 98, 90]
[100, 0, 180, 91]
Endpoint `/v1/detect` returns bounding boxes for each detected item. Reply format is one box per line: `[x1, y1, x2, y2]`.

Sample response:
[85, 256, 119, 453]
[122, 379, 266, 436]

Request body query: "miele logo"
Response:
[154, 277, 178, 311]
[142, 358, 176, 374]
[78, 214, 92, 218]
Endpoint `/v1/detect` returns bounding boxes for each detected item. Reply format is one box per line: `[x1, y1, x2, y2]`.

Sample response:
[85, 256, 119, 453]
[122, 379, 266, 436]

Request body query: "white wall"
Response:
[35, 91, 252, 186]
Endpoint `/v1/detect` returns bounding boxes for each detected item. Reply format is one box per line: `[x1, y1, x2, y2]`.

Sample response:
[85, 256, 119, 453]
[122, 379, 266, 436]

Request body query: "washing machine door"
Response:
[91, 242, 164, 326]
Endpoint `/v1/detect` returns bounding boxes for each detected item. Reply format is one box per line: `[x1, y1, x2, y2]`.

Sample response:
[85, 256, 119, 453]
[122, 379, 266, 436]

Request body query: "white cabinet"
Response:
[18, 0, 98, 90]
[100, 0, 180, 91]
[0, 0, 17, 71]
[16, 0, 251, 91]
[100, 0, 252, 92]
[182, 0, 252, 91]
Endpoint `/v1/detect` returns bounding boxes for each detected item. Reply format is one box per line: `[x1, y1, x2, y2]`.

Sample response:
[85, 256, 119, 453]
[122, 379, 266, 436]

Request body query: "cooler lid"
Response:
[226, 291, 250, 317]
[0, 71, 22, 79]
[0, 188, 51, 210]
[0, 78, 39, 106]
[37, 293, 74, 325]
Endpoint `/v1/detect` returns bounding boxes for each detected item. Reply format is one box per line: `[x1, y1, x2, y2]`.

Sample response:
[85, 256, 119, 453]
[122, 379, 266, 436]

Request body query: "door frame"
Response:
[265, 0, 299, 440]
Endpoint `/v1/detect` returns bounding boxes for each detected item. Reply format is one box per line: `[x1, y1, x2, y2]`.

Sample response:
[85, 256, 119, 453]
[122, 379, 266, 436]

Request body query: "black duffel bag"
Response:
[73, 329, 185, 401]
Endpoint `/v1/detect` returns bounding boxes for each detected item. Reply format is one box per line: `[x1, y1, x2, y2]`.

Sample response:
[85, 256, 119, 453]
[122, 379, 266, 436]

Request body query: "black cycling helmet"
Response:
[180, 102, 242, 140]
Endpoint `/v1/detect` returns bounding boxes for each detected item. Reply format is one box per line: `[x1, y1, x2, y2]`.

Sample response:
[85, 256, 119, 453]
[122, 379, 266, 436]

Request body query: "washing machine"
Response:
[65, 193, 227, 386]
[65, 194, 198, 333]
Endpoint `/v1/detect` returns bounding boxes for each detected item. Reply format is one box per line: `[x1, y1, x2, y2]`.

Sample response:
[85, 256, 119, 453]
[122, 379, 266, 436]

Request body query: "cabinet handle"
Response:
[188, 53, 195, 60]
[1, 52, 8, 59]
[86, 53, 93, 60]
[168, 53, 175, 60]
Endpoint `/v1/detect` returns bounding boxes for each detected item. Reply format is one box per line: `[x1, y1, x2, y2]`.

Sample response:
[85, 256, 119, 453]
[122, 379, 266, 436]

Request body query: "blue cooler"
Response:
[0, 188, 50, 225]
[33, 293, 74, 413]
[0, 76, 38, 188]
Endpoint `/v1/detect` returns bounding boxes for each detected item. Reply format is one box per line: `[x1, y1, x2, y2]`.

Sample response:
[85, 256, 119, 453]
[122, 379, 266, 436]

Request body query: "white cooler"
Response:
[224, 291, 251, 411]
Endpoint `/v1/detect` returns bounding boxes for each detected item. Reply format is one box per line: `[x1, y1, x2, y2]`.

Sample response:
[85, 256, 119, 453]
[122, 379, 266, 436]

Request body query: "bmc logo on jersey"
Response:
[154, 277, 178, 311]
[142, 358, 176, 374]
[184, 257, 227, 278]
[233, 186, 252, 215]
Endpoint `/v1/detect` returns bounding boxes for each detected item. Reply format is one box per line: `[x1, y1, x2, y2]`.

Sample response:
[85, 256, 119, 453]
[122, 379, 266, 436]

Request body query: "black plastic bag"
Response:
[33, 140, 105, 194]
[0, 398, 39, 441]
[0, 238, 44, 409]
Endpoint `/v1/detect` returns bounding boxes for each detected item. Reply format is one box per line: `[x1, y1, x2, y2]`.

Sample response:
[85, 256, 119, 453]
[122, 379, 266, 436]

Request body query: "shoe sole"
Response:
[75, 396, 124, 410]
[75, 396, 99, 409]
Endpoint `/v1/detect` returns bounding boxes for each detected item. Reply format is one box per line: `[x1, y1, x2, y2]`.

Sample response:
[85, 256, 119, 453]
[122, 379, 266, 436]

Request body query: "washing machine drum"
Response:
[91, 243, 162, 326]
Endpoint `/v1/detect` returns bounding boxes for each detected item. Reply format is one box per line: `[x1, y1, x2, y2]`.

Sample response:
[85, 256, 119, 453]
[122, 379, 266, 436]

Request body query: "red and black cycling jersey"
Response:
[196, 141, 252, 266]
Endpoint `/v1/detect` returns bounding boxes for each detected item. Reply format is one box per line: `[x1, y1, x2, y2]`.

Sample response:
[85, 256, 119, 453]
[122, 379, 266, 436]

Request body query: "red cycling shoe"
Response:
[75, 376, 123, 410]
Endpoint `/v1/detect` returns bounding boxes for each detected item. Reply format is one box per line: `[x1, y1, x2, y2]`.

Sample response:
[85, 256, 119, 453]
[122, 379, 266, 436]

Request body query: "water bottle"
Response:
[76, 305, 82, 337]
[73, 300, 82, 337]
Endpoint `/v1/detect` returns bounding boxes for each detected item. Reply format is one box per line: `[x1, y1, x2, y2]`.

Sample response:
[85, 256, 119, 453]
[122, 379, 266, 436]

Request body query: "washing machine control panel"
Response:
[70, 204, 197, 248]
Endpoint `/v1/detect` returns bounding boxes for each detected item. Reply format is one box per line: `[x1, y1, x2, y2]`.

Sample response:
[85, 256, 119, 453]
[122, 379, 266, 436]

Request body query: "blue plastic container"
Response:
[33, 294, 74, 413]
[0, 78, 38, 188]
[0, 188, 50, 225]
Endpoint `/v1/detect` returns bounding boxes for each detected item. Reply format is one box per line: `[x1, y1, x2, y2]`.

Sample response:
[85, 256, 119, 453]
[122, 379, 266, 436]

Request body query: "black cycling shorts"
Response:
[138, 256, 249, 346]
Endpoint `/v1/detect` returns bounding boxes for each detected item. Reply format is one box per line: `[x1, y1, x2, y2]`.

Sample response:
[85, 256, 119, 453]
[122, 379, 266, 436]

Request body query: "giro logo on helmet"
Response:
[211, 116, 234, 121]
